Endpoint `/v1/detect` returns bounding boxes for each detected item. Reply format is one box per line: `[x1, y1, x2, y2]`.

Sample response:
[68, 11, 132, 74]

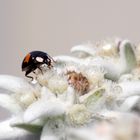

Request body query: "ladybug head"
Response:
[44, 55, 54, 68]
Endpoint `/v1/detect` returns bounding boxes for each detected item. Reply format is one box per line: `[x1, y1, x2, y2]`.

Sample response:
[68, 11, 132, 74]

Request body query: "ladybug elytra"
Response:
[22, 51, 54, 80]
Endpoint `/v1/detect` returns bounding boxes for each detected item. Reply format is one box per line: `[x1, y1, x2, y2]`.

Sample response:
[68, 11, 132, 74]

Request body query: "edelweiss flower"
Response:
[0, 38, 140, 140]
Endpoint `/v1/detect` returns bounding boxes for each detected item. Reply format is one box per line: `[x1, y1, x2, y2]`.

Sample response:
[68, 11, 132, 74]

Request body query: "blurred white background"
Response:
[0, 0, 140, 120]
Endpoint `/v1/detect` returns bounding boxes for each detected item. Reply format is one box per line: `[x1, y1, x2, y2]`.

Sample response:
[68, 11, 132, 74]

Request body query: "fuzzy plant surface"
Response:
[0, 38, 140, 140]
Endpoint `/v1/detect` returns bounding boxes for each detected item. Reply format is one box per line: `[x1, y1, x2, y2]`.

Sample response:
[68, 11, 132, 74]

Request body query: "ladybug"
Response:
[22, 51, 54, 80]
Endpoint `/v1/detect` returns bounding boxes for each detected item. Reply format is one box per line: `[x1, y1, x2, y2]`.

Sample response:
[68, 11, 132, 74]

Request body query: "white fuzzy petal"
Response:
[0, 75, 35, 94]
[0, 94, 23, 114]
[81, 88, 106, 112]
[119, 40, 136, 71]
[120, 96, 140, 111]
[41, 119, 65, 140]
[40, 86, 56, 99]
[71, 44, 96, 57]
[24, 99, 68, 123]
[53, 55, 82, 64]
[88, 58, 121, 80]
[41, 135, 58, 140]
[86, 41, 136, 81]
[0, 118, 30, 140]
[64, 86, 76, 105]
[9, 115, 43, 133]
[119, 81, 140, 98]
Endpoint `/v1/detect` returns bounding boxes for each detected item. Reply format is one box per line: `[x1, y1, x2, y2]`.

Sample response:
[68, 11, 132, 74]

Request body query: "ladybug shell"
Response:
[22, 51, 51, 72]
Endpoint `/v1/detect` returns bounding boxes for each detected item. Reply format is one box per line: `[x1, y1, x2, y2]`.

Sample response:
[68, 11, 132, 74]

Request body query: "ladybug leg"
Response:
[25, 70, 34, 81]
[38, 67, 43, 74]
[48, 65, 53, 69]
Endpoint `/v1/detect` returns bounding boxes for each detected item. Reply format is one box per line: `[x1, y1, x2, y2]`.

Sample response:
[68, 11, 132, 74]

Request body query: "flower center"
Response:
[67, 71, 89, 95]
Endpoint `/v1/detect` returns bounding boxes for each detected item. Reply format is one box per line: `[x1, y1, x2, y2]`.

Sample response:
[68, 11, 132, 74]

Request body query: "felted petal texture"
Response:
[71, 44, 96, 57]
[11, 122, 43, 133]
[10, 116, 44, 133]
[0, 75, 35, 94]
[0, 118, 31, 140]
[24, 98, 68, 123]
[54, 55, 82, 65]
[119, 40, 137, 72]
[81, 88, 106, 112]
[41, 118, 65, 140]
[88, 58, 122, 81]
[86, 40, 137, 81]
[120, 96, 140, 111]
[0, 94, 22, 114]
[119, 81, 140, 98]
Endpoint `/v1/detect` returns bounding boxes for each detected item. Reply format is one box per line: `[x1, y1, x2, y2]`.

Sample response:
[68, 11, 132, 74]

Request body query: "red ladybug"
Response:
[22, 51, 54, 80]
